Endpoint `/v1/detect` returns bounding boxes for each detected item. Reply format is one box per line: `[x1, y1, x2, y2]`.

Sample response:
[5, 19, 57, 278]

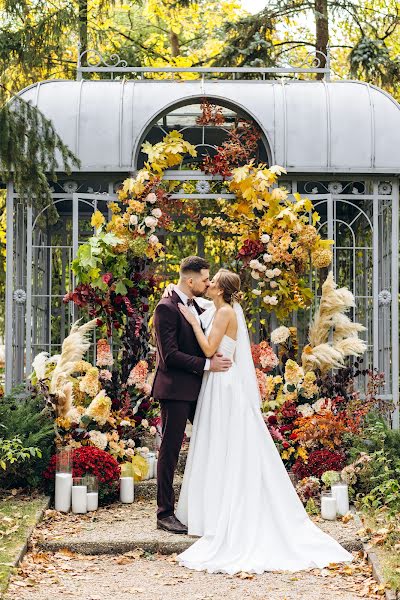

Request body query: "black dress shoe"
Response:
[157, 514, 188, 534]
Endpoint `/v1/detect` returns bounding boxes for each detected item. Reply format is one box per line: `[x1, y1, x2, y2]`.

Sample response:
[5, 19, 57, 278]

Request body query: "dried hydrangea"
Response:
[96, 339, 114, 367]
[79, 367, 100, 397]
[271, 326, 291, 345]
[85, 389, 112, 426]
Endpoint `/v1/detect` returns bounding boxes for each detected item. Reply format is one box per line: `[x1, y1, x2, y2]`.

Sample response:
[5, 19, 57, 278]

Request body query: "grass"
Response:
[0, 495, 46, 596]
[358, 508, 400, 592]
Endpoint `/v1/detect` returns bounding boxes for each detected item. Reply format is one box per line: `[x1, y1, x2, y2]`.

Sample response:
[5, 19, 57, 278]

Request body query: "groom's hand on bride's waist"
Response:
[210, 353, 232, 372]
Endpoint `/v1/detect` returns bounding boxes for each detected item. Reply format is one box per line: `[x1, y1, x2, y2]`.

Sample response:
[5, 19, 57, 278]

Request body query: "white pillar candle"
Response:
[120, 477, 134, 503]
[321, 494, 337, 520]
[331, 483, 349, 516]
[87, 492, 99, 512]
[147, 453, 156, 479]
[55, 473, 72, 512]
[72, 485, 87, 514]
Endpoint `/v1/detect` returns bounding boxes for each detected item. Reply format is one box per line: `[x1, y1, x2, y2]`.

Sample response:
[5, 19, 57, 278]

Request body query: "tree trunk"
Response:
[315, 0, 329, 79]
[79, 0, 88, 67]
[169, 30, 180, 58]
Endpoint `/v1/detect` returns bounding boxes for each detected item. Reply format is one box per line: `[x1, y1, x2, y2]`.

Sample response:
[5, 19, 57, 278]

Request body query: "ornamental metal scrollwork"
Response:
[292, 50, 329, 70]
[303, 181, 366, 195]
[79, 49, 128, 68]
[195, 180, 211, 194]
[378, 182, 392, 195]
[13, 289, 27, 304]
[378, 290, 392, 306]
[62, 180, 79, 193]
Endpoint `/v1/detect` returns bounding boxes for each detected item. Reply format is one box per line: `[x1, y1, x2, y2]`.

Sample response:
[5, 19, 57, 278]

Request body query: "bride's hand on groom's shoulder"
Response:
[162, 283, 175, 298]
[178, 303, 198, 326]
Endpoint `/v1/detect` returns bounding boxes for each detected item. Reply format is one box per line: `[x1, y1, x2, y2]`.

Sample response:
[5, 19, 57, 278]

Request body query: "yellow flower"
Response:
[91, 210, 105, 229]
[128, 199, 145, 214]
[85, 389, 112, 426]
[79, 367, 100, 397]
[284, 359, 304, 385]
[56, 416, 72, 429]
[73, 360, 93, 373]
[108, 201, 121, 214]
[296, 447, 309, 461]
[311, 248, 333, 268]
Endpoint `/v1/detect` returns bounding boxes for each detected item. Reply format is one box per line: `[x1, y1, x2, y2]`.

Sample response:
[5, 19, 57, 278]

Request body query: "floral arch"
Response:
[27, 99, 389, 488]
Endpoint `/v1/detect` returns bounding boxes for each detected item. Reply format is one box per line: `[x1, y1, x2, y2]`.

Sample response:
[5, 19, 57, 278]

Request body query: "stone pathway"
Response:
[5, 548, 386, 600]
[35, 498, 362, 556]
[3, 496, 389, 599]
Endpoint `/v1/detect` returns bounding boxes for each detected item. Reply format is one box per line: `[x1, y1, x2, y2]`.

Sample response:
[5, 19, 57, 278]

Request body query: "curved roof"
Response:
[15, 78, 400, 174]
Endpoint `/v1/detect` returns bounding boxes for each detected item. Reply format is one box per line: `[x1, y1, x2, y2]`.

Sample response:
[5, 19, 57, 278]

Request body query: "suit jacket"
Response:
[151, 290, 206, 402]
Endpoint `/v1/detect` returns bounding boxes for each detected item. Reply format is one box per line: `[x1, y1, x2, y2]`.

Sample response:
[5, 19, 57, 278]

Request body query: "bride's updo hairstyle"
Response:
[216, 269, 243, 305]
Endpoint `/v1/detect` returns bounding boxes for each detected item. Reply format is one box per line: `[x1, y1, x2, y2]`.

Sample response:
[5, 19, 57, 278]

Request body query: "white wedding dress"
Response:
[175, 302, 354, 575]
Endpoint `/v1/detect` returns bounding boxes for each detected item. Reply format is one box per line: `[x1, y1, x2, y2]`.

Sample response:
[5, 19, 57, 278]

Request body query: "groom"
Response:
[152, 256, 232, 534]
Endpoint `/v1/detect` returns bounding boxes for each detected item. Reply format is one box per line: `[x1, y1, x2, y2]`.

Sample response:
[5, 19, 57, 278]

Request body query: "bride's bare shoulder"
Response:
[216, 305, 237, 321]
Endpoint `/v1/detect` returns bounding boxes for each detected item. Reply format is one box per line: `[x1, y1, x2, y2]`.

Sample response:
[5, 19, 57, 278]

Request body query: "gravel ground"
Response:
[4, 499, 386, 600]
[5, 549, 384, 600]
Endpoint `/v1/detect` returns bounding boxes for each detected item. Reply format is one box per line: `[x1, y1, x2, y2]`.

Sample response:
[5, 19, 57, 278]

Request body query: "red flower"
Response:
[267, 415, 277, 425]
[102, 273, 113, 285]
[292, 449, 345, 480]
[282, 442, 290, 449]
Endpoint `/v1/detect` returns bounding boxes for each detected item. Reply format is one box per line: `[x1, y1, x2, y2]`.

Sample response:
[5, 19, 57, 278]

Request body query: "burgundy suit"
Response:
[151, 290, 206, 519]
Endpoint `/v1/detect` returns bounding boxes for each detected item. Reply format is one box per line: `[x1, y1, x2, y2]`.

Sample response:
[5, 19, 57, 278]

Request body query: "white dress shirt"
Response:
[173, 285, 210, 371]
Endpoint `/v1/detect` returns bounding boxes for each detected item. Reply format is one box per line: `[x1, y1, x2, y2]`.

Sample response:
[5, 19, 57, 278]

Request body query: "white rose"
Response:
[130, 215, 138, 226]
[265, 269, 275, 279]
[252, 289, 262, 296]
[251, 271, 260, 280]
[149, 234, 159, 246]
[273, 268, 281, 277]
[126, 438, 135, 448]
[269, 296, 278, 305]
[119, 420, 130, 427]
[144, 216, 158, 228]
[263, 253, 272, 263]
[151, 208, 162, 218]
[249, 259, 259, 269]
[261, 234, 270, 244]
[270, 281, 278, 288]
[141, 419, 149, 428]
[149, 426, 157, 435]
[258, 264, 267, 272]
[146, 193, 157, 204]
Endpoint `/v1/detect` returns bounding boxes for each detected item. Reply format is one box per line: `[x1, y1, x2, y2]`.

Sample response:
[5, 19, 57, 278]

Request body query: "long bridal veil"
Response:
[232, 301, 263, 410]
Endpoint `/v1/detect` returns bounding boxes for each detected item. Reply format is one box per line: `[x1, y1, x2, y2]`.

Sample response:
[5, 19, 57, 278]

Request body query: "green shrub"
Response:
[0, 385, 54, 489]
[344, 412, 400, 513]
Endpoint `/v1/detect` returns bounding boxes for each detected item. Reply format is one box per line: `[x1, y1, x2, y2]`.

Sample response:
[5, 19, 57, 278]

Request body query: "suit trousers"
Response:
[157, 399, 196, 519]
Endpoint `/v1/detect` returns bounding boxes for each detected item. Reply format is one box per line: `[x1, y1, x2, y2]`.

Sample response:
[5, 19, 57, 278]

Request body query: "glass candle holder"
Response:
[120, 477, 134, 503]
[55, 447, 72, 512]
[84, 475, 99, 512]
[147, 452, 156, 479]
[72, 477, 87, 514]
[56, 447, 72, 473]
[320, 491, 337, 520]
[331, 482, 349, 516]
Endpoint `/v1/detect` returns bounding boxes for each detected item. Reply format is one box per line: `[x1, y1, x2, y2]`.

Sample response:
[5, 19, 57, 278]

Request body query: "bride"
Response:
[171, 267, 353, 575]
